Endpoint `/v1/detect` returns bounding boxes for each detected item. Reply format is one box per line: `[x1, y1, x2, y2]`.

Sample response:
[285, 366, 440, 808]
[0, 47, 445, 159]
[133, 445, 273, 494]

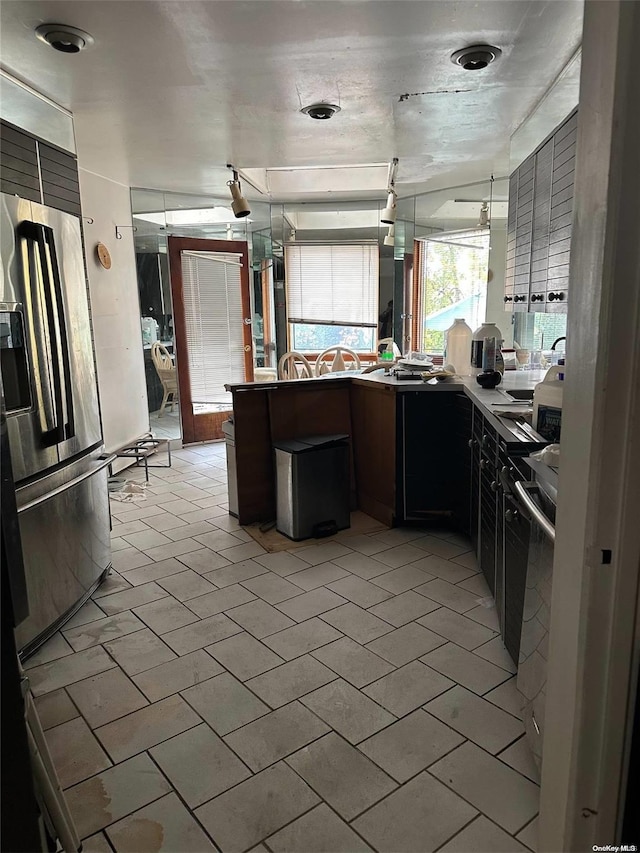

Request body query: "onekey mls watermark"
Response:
[593, 846, 637, 851]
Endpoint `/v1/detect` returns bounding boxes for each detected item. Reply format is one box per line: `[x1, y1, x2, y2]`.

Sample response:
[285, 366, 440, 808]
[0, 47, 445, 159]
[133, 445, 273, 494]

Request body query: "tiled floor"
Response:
[27, 440, 540, 853]
[149, 409, 181, 440]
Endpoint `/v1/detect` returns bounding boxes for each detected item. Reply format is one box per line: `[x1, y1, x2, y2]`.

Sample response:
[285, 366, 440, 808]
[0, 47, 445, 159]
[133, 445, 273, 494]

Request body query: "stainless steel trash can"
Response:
[273, 434, 350, 541]
[222, 419, 238, 518]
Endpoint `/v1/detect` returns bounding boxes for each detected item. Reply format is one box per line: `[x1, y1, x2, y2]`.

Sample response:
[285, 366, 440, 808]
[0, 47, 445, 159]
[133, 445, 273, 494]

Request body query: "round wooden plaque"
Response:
[96, 242, 112, 269]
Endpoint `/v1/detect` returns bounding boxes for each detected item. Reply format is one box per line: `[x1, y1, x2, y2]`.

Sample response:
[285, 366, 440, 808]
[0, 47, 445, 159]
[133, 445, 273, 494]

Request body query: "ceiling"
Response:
[0, 1, 583, 200]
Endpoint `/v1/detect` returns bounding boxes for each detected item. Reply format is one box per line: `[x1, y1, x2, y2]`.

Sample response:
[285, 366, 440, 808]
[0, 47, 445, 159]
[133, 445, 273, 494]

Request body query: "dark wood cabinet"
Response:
[1, 121, 82, 217]
[505, 109, 577, 314]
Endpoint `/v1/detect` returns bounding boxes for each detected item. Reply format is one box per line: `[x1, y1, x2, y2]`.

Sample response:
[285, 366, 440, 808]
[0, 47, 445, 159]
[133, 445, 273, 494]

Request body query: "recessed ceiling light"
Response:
[301, 103, 341, 120]
[35, 23, 94, 53]
[450, 45, 502, 70]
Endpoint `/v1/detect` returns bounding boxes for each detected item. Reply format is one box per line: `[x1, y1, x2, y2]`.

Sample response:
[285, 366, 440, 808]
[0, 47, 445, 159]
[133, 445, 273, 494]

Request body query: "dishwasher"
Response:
[514, 469, 557, 774]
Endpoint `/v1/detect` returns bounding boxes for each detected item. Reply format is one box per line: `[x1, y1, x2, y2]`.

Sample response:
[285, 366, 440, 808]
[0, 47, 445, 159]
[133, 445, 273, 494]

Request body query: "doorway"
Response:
[167, 237, 254, 444]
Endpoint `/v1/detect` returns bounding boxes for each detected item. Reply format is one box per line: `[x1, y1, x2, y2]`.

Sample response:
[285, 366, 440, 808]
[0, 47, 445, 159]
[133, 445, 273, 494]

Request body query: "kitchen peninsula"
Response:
[226, 369, 547, 530]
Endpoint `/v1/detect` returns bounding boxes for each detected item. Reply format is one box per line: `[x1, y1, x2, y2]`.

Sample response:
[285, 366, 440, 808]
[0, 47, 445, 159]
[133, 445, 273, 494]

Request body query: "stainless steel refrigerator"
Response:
[0, 192, 113, 658]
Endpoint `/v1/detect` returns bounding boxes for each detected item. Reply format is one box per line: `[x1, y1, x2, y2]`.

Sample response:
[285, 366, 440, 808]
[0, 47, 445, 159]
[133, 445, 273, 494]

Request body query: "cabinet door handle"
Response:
[491, 480, 499, 493]
[503, 296, 513, 303]
[531, 293, 545, 303]
[468, 439, 475, 449]
[480, 459, 487, 470]
[505, 508, 519, 522]
[548, 291, 567, 302]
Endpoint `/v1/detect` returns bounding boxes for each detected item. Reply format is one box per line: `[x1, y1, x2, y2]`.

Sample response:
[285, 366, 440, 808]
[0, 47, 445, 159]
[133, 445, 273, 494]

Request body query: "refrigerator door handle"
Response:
[38, 223, 75, 442]
[17, 455, 115, 514]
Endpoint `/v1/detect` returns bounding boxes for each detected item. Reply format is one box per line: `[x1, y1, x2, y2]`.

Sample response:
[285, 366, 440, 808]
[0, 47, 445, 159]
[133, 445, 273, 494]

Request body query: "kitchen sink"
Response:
[506, 388, 535, 400]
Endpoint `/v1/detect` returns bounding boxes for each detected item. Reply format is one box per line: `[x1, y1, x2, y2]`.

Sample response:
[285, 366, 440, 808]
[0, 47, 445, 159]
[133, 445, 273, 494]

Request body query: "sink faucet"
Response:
[551, 336, 566, 351]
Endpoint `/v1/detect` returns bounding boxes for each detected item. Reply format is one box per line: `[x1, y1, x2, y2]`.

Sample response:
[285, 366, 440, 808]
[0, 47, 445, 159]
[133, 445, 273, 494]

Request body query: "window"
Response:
[412, 230, 489, 353]
[285, 243, 379, 352]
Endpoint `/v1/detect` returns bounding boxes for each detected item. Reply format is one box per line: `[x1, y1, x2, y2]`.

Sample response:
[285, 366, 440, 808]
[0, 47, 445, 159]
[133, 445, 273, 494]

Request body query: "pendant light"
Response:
[384, 224, 395, 246]
[381, 157, 399, 225]
[226, 164, 251, 218]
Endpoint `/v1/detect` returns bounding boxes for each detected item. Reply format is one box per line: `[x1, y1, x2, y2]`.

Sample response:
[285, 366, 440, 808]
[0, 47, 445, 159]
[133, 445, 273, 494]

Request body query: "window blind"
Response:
[180, 251, 245, 403]
[285, 243, 378, 327]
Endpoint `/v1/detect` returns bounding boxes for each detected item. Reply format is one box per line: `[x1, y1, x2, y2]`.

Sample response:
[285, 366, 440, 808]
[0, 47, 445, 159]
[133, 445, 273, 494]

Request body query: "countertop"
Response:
[227, 369, 548, 448]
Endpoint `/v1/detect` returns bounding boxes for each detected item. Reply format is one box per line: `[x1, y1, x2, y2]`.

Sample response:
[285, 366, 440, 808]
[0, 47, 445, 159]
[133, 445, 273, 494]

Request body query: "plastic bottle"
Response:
[482, 336, 497, 371]
[533, 359, 564, 442]
[444, 318, 472, 375]
[470, 322, 503, 375]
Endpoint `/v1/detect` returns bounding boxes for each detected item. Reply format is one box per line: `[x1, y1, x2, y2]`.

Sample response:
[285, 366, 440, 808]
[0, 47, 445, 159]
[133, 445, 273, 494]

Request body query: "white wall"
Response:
[78, 169, 149, 453]
[484, 222, 514, 347]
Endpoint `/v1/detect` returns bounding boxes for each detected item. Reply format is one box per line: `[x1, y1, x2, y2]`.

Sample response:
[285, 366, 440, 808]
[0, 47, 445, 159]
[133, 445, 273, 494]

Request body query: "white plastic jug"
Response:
[444, 319, 472, 375]
[141, 317, 159, 345]
[533, 361, 564, 442]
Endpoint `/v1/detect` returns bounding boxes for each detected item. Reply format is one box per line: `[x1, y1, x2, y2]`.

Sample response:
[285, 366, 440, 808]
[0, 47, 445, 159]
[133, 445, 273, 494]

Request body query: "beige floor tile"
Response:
[263, 618, 342, 661]
[67, 668, 148, 727]
[241, 573, 303, 604]
[62, 611, 145, 651]
[23, 632, 74, 669]
[372, 528, 428, 546]
[80, 832, 111, 852]
[253, 551, 312, 576]
[195, 762, 320, 853]
[121, 528, 173, 550]
[439, 815, 530, 852]
[366, 623, 446, 666]
[144, 512, 189, 532]
[368, 590, 440, 627]
[294, 541, 352, 566]
[98, 582, 169, 616]
[326, 576, 392, 608]
[106, 792, 216, 852]
[111, 547, 154, 572]
[213, 537, 265, 563]
[421, 642, 511, 695]
[133, 596, 200, 634]
[206, 632, 284, 680]
[409, 553, 477, 584]
[186, 583, 255, 618]
[412, 535, 470, 560]
[332, 550, 393, 579]
[359, 709, 464, 783]
[312, 637, 394, 688]
[363, 661, 454, 716]
[465, 602, 500, 631]
[418, 606, 498, 650]
[162, 612, 242, 654]
[370, 543, 426, 569]
[133, 649, 224, 701]
[332, 535, 391, 558]
[301, 678, 395, 743]
[180, 505, 229, 524]
[194, 529, 248, 551]
[246, 655, 337, 708]
[266, 803, 373, 853]
[165, 520, 219, 540]
[286, 732, 396, 820]
[119, 557, 188, 586]
[205, 558, 269, 588]
[181, 672, 269, 735]
[176, 547, 231, 574]
[45, 716, 111, 788]
[226, 599, 296, 637]
[353, 771, 477, 852]
[159, 498, 201, 516]
[65, 754, 172, 839]
[457, 572, 492, 596]
[319, 603, 392, 644]
[427, 685, 524, 753]
[28, 646, 117, 696]
[498, 736, 541, 784]
[372, 565, 435, 594]
[429, 741, 539, 834]
[224, 701, 330, 771]
[288, 561, 350, 590]
[484, 676, 524, 719]
[150, 723, 250, 807]
[111, 504, 168, 524]
[63, 600, 106, 630]
[110, 519, 149, 537]
[143, 538, 204, 562]
[517, 815, 539, 851]
[277, 588, 348, 622]
[95, 694, 200, 762]
[92, 572, 132, 599]
[156, 569, 217, 601]
[103, 628, 176, 676]
[474, 635, 518, 673]
[34, 689, 79, 730]
[451, 550, 480, 571]
[414, 577, 481, 613]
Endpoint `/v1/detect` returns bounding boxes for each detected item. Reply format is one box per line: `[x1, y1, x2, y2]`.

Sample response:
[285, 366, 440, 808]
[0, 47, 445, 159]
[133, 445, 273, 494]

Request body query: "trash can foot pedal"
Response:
[312, 520, 338, 538]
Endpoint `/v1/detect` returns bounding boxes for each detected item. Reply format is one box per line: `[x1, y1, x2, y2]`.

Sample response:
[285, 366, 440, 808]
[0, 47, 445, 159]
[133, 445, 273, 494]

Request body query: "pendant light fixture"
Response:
[384, 224, 395, 246]
[479, 201, 490, 227]
[381, 157, 399, 225]
[226, 164, 251, 218]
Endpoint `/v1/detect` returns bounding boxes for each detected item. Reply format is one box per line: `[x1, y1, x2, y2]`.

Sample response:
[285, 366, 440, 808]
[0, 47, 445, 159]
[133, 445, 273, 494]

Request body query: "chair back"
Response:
[278, 351, 314, 380]
[314, 346, 361, 376]
[151, 342, 177, 388]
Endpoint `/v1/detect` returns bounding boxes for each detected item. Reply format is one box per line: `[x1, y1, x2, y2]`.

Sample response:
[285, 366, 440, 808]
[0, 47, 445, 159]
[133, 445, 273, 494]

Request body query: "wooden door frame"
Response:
[168, 236, 253, 444]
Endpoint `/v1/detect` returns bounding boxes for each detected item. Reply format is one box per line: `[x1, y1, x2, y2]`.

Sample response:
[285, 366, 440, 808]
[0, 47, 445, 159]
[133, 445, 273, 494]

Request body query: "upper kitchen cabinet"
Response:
[504, 109, 578, 314]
